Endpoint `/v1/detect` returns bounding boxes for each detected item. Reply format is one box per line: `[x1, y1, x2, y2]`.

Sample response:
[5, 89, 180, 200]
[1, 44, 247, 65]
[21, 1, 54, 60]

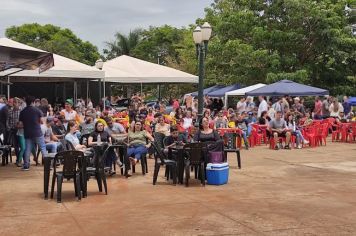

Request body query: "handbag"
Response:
[209, 151, 223, 163]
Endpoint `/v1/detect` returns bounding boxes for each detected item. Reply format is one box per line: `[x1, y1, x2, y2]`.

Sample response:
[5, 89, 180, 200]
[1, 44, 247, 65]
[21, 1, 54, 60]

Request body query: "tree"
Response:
[5, 23, 100, 65]
[103, 29, 142, 60]
[199, 0, 356, 95]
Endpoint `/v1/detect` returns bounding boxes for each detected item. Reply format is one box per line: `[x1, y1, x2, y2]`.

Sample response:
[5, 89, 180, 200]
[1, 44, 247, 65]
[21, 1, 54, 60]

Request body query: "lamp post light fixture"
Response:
[193, 22, 212, 121]
[95, 58, 105, 109]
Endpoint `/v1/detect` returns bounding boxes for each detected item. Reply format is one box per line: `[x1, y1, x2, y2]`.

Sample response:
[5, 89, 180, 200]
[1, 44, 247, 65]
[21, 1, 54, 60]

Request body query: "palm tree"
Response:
[103, 29, 142, 60]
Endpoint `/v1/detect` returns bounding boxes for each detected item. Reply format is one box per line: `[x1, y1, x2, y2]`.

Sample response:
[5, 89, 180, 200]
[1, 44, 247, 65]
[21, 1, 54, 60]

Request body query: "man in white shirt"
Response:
[236, 97, 246, 114]
[258, 96, 268, 118]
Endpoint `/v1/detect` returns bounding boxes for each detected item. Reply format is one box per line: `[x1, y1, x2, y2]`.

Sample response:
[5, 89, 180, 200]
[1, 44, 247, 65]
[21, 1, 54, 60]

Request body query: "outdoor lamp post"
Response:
[193, 22, 212, 121]
[95, 59, 105, 108]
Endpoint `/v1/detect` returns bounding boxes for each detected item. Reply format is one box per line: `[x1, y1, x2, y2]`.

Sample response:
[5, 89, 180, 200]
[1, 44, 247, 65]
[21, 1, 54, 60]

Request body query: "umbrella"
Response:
[208, 84, 241, 97]
[0, 45, 54, 74]
[246, 80, 329, 96]
[348, 97, 356, 106]
[191, 85, 225, 97]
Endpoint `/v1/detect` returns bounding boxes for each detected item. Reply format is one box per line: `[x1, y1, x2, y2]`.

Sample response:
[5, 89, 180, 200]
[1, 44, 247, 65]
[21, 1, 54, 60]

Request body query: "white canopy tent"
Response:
[224, 83, 266, 105]
[0, 38, 104, 101]
[102, 55, 198, 84]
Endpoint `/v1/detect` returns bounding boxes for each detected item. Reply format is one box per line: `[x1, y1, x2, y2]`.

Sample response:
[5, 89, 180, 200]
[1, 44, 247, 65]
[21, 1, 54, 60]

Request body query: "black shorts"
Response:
[273, 131, 287, 137]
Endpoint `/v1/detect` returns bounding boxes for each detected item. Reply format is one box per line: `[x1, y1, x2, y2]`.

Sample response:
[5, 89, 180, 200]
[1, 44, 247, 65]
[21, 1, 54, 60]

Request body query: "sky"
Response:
[0, 0, 213, 51]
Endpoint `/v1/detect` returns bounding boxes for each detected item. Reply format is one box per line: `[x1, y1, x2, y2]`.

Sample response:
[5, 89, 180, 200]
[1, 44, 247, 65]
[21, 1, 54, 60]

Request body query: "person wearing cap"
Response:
[60, 99, 78, 129]
[292, 97, 305, 118]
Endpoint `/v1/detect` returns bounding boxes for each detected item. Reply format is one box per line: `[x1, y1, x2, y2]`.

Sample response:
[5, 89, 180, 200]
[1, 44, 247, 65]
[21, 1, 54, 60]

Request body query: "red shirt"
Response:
[314, 100, 322, 115]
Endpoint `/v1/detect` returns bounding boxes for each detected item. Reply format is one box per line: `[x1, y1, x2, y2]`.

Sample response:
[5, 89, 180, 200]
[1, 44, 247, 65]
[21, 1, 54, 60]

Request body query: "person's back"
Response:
[19, 106, 43, 139]
[322, 99, 330, 117]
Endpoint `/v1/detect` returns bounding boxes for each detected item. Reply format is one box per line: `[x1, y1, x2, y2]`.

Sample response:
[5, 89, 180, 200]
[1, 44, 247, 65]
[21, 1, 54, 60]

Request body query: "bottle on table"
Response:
[97, 134, 101, 145]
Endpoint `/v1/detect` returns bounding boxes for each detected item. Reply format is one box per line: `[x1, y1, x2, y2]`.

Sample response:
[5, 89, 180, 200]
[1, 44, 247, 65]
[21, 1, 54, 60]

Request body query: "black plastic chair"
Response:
[84, 145, 110, 196]
[80, 133, 91, 146]
[183, 143, 206, 187]
[0, 138, 11, 166]
[152, 142, 177, 185]
[50, 151, 83, 203]
[153, 132, 165, 149]
[223, 132, 242, 169]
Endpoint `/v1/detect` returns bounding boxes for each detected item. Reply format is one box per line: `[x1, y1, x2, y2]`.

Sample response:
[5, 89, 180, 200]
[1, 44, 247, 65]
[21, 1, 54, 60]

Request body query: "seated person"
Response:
[286, 113, 308, 149]
[52, 116, 66, 139]
[269, 111, 292, 150]
[163, 125, 188, 154]
[194, 117, 221, 143]
[127, 120, 154, 166]
[105, 117, 126, 136]
[41, 117, 61, 153]
[214, 111, 228, 129]
[154, 115, 170, 136]
[236, 114, 250, 150]
[88, 121, 118, 172]
[80, 113, 95, 136]
[65, 121, 87, 151]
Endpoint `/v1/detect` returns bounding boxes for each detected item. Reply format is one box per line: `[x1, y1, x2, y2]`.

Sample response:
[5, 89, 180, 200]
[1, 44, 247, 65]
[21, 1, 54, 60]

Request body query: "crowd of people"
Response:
[0, 93, 354, 171]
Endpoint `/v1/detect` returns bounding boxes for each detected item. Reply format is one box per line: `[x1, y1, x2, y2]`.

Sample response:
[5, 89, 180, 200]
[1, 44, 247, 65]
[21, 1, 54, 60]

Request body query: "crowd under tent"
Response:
[224, 83, 266, 105]
[246, 80, 329, 97]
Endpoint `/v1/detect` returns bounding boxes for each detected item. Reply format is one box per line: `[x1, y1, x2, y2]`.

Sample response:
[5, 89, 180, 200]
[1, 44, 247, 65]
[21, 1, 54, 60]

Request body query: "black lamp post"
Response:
[193, 22, 212, 121]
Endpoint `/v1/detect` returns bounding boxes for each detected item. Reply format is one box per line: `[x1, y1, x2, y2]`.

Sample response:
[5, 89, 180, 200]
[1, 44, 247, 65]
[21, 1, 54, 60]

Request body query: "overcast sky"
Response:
[0, 0, 213, 51]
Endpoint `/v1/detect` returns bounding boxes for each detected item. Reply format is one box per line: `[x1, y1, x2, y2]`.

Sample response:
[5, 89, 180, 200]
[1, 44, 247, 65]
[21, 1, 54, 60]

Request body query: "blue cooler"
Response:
[206, 163, 229, 185]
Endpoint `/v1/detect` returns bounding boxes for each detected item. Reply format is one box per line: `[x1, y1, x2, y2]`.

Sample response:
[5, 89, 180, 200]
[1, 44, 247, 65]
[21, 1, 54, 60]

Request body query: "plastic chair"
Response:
[152, 142, 177, 185]
[50, 151, 83, 203]
[347, 123, 356, 143]
[331, 124, 342, 142]
[316, 123, 329, 146]
[183, 143, 206, 187]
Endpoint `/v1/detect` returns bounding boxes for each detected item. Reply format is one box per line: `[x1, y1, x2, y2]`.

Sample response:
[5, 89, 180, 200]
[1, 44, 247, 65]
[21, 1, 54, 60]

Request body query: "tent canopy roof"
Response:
[208, 84, 241, 97]
[225, 83, 266, 96]
[0, 38, 103, 82]
[102, 55, 198, 83]
[246, 80, 329, 96]
[190, 85, 225, 97]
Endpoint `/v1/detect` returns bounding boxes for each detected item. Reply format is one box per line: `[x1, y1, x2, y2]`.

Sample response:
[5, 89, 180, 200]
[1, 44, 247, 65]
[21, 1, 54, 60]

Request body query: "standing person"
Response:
[313, 97, 323, 120]
[245, 97, 255, 113]
[19, 96, 47, 170]
[292, 97, 305, 118]
[257, 96, 268, 118]
[185, 94, 193, 109]
[60, 99, 78, 129]
[38, 98, 49, 116]
[342, 96, 351, 117]
[7, 98, 21, 161]
[329, 98, 344, 118]
[321, 96, 330, 118]
[236, 97, 246, 114]
[0, 97, 8, 140]
[87, 98, 93, 109]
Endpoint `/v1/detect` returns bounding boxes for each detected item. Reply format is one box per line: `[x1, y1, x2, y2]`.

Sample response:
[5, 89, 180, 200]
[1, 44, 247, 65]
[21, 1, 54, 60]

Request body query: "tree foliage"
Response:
[201, 0, 356, 95]
[5, 23, 100, 65]
[103, 29, 143, 60]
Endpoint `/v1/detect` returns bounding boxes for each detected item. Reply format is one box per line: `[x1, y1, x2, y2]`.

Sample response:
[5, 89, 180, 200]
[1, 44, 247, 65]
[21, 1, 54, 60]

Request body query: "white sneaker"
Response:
[297, 144, 302, 149]
[303, 140, 309, 144]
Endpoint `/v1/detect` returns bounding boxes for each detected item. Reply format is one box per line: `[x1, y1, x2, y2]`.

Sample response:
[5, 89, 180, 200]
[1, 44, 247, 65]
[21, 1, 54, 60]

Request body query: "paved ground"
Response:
[1, 140, 356, 236]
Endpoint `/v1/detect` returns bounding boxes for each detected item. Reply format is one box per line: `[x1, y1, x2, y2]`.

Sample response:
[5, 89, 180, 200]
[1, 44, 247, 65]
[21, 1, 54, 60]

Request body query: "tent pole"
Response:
[86, 80, 89, 103]
[103, 77, 106, 110]
[140, 83, 143, 97]
[7, 76, 10, 100]
[98, 78, 102, 105]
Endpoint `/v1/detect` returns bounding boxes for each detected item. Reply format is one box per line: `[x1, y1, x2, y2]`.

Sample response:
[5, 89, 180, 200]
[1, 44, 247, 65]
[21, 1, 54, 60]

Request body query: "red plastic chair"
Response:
[347, 123, 356, 143]
[340, 123, 351, 142]
[303, 126, 318, 147]
[331, 124, 342, 142]
[316, 123, 329, 146]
